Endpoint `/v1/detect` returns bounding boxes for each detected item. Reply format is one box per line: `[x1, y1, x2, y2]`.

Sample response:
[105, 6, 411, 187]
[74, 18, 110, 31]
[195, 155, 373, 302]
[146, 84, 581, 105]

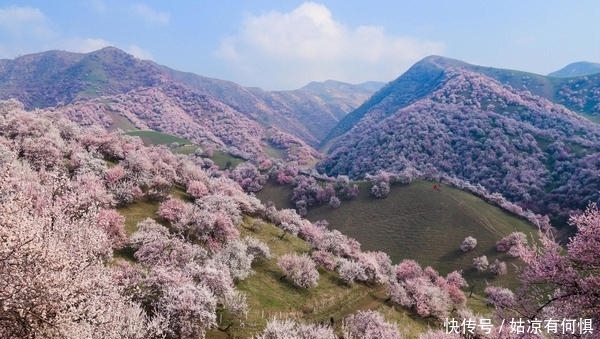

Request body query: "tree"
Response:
[460, 236, 478, 252]
[277, 253, 319, 288]
[328, 196, 341, 208]
[386, 260, 466, 320]
[254, 317, 336, 339]
[0, 161, 149, 338]
[496, 232, 527, 257]
[497, 203, 600, 332]
[337, 258, 367, 284]
[472, 255, 489, 272]
[156, 283, 217, 339]
[186, 179, 209, 198]
[489, 259, 508, 276]
[342, 310, 401, 339]
[96, 208, 128, 249]
[214, 239, 255, 281]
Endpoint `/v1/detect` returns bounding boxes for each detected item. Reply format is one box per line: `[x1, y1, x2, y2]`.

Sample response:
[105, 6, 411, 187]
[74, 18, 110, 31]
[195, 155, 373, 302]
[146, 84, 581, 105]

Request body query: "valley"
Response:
[1, 47, 600, 338]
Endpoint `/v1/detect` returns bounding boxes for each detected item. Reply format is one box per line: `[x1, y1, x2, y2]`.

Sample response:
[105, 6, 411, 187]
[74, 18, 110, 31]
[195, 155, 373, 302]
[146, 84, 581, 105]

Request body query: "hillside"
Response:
[323, 56, 600, 146]
[258, 178, 535, 291]
[548, 61, 600, 77]
[2, 100, 490, 338]
[1, 47, 371, 163]
[319, 65, 600, 225]
[0, 47, 167, 108]
[164, 68, 383, 146]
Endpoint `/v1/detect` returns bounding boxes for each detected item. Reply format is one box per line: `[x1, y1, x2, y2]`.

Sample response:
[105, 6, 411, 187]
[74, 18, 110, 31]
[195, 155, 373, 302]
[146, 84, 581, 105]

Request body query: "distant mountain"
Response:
[161, 68, 383, 145]
[319, 57, 600, 224]
[548, 61, 600, 77]
[0, 47, 381, 160]
[322, 56, 464, 145]
[0, 47, 166, 108]
[323, 56, 600, 146]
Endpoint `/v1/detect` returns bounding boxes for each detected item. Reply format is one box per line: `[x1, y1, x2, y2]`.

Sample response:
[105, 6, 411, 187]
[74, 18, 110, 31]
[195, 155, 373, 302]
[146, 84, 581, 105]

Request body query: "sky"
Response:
[1, 1, 599, 90]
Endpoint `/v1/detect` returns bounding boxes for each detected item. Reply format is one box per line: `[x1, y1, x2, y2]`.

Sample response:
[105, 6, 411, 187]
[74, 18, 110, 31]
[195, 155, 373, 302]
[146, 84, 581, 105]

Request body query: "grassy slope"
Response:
[207, 220, 460, 339]
[118, 191, 491, 339]
[114, 146, 524, 337]
[259, 180, 538, 293]
[115, 127, 246, 166]
[124, 130, 199, 155]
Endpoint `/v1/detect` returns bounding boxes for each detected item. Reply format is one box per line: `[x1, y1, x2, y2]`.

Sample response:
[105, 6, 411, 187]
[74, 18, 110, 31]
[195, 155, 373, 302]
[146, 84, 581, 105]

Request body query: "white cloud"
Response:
[130, 3, 170, 25]
[61, 38, 111, 53]
[0, 6, 55, 38]
[0, 6, 57, 58]
[126, 45, 153, 60]
[215, 2, 444, 89]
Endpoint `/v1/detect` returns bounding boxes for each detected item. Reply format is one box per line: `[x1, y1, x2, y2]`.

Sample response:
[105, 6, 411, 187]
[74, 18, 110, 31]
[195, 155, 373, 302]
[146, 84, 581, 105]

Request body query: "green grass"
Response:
[123, 130, 201, 154]
[258, 180, 538, 293]
[255, 179, 295, 209]
[210, 150, 245, 169]
[125, 130, 191, 146]
[119, 198, 160, 235]
[207, 219, 443, 339]
[116, 182, 507, 338]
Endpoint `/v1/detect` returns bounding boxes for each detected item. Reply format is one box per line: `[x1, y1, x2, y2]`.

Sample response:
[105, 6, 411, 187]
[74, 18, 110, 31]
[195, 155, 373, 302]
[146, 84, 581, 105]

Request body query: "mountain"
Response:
[161, 68, 383, 146]
[0, 47, 381, 156]
[0, 47, 168, 108]
[319, 57, 600, 225]
[323, 56, 600, 146]
[548, 61, 600, 77]
[322, 56, 465, 145]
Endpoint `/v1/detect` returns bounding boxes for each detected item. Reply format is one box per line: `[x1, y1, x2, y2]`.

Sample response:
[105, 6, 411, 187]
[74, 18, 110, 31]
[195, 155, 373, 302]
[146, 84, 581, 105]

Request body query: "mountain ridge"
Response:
[319, 65, 600, 225]
[0, 47, 384, 162]
[548, 61, 600, 77]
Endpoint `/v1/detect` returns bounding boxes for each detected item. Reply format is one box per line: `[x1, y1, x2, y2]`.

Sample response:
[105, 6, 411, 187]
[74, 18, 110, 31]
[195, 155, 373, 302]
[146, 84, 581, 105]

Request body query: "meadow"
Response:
[258, 180, 537, 293]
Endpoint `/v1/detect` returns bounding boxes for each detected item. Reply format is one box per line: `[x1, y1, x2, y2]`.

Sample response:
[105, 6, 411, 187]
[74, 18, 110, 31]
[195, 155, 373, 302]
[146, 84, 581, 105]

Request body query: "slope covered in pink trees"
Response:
[0, 100, 152, 338]
[319, 67, 600, 226]
[0, 100, 411, 338]
[0, 99, 269, 338]
[52, 83, 319, 164]
[5, 97, 599, 338]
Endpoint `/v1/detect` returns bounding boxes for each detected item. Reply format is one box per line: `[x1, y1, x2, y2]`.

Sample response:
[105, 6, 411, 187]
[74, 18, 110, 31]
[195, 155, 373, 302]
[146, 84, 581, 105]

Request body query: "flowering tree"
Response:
[386, 260, 466, 320]
[156, 283, 217, 339]
[277, 253, 319, 288]
[496, 232, 527, 257]
[342, 310, 401, 339]
[489, 259, 508, 276]
[366, 171, 392, 199]
[254, 317, 336, 339]
[494, 204, 600, 332]
[96, 208, 128, 249]
[472, 255, 489, 272]
[0, 160, 149, 338]
[337, 258, 367, 284]
[460, 236, 478, 252]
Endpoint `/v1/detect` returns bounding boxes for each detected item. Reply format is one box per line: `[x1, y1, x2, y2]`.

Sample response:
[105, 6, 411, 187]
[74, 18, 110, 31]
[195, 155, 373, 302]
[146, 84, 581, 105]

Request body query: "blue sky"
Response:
[1, 1, 599, 89]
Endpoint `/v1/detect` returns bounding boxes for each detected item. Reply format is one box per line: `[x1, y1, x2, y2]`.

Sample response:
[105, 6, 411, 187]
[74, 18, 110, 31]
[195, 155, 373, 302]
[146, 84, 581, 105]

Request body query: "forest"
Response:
[1, 96, 599, 338]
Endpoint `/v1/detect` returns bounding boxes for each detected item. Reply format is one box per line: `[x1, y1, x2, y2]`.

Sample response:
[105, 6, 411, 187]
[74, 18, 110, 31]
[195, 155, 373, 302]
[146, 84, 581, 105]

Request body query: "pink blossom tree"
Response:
[498, 203, 600, 331]
[496, 231, 527, 257]
[96, 208, 128, 249]
[156, 282, 217, 339]
[342, 310, 401, 339]
[472, 255, 489, 272]
[0, 159, 149, 338]
[254, 317, 336, 339]
[489, 259, 508, 276]
[277, 253, 319, 288]
[460, 236, 478, 252]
